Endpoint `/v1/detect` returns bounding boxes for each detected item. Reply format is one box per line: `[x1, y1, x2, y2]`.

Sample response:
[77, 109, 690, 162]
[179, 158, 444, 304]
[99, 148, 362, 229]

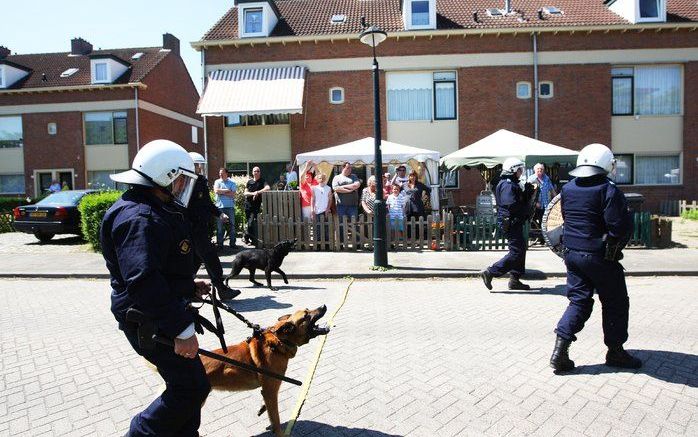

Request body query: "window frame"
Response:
[613, 153, 634, 185]
[93, 62, 109, 83]
[539, 81, 554, 99]
[611, 75, 634, 116]
[440, 169, 459, 189]
[225, 114, 289, 127]
[516, 81, 532, 99]
[329, 87, 345, 104]
[433, 73, 457, 120]
[191, 126, 199, 144]
[637, 0, 665, 22]
[0, 115, 23, 149]
[0, 173, 25, 195]
[405, 0, 435, 30]
[410, 0, 431, 27]
[243, 7, 265, 36]
[611, 65, 682, 116]
[633, 153, 682, 186]
[84, 111, 128, 146]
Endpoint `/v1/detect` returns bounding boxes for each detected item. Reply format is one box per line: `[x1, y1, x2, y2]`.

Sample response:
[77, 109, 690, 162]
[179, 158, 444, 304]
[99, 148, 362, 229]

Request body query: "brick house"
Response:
[193, 0, 698, 212]
[0, 34, 203, 197]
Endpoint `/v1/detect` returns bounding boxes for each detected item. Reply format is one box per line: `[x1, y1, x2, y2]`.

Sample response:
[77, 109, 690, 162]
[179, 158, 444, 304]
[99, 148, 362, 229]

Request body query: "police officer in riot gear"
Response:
[550, 143, 642, 373]
[101, 140, 211, 436]
[480, 157, 534, 291]
[187, 152, 240, 300]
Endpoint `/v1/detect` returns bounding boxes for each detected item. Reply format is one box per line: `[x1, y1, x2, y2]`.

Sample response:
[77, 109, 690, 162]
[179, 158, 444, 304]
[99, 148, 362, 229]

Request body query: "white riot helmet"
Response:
[502, 157, 525, 175]
[569, 143, 615, 178]
[188, 152, 206, 165]
[111, 139, 198, 207]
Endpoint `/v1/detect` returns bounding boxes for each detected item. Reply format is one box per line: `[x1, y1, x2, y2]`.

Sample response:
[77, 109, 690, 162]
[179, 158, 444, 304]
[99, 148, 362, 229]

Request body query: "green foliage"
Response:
[681, 209, 698, 221]
[79, 191, 122, 252]
[0, 195, 45, 211]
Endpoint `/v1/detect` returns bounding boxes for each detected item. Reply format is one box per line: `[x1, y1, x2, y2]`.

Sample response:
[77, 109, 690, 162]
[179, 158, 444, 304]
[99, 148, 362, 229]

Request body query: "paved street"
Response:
[1, 277, 697, 436]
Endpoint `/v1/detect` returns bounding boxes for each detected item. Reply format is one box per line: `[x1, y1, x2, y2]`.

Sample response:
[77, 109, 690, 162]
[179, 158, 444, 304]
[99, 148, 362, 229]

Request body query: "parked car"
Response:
[12, 190, 98, 242]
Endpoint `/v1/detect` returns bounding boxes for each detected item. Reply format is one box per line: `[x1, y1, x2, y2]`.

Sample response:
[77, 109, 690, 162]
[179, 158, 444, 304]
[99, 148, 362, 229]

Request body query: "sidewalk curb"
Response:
[1, 271, 697, 280]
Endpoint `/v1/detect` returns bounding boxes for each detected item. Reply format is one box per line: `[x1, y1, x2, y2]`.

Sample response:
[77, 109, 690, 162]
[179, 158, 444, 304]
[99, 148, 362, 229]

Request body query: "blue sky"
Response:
[1, 0, 233, 93]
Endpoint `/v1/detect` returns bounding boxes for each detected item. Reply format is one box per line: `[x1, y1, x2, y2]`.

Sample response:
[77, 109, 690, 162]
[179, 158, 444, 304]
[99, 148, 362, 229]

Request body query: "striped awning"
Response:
[197, 66, 306, 116]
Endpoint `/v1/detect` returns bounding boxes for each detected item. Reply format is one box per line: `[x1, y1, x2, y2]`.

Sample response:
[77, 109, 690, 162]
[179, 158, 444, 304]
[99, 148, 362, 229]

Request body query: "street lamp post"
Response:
[360, 22, 388, 268]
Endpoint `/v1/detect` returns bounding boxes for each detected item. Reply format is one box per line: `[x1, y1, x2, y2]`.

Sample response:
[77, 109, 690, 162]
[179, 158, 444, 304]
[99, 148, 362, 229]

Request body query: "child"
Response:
[386, 183, 407, 238]
[311, 173, 332, 249]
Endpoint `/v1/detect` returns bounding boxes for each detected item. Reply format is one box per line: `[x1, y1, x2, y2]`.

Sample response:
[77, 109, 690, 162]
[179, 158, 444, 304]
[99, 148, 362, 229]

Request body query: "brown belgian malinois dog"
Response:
[201, 305, 329, 436]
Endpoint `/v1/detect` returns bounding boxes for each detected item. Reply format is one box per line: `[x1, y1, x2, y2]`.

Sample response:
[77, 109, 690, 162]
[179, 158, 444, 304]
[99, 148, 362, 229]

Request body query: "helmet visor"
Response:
[170, 169, 197, 208]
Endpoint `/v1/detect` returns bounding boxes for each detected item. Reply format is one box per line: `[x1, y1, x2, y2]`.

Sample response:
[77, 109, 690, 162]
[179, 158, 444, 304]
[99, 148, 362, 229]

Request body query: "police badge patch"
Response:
[179, 239, 191, 254]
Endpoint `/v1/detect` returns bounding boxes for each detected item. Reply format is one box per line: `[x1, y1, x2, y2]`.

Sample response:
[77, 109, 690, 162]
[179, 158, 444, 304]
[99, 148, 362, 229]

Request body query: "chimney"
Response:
[0, 46, 10, 59]
[162, 33, 180, 56]
[71, 38, 93, 56]
[504, 0, 512, 14]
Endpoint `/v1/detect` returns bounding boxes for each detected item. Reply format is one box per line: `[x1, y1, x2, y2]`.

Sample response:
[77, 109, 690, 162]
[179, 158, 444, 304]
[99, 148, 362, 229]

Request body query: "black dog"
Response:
[224, 239, 296, 291]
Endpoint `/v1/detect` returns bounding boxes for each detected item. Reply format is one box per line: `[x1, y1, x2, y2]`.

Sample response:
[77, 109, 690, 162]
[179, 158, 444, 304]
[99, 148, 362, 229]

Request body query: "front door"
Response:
[37, 172, 53, 195]
[58, 172, 73, 190]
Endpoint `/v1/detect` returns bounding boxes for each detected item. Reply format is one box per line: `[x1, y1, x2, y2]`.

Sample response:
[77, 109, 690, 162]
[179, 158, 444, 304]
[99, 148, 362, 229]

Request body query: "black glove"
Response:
[604, 235, 627, 262]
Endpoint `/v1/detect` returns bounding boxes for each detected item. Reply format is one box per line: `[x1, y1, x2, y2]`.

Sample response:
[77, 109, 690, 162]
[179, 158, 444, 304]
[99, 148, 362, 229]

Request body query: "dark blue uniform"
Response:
[101, 187, 210, 437]
[188, 175, 225, 285]
[554, 175, 633, 347]
[488, 175, 528, 279]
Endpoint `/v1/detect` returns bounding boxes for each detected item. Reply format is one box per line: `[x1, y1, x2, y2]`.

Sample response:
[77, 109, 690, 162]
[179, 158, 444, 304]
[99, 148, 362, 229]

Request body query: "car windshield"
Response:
[36, 191, 86, 206]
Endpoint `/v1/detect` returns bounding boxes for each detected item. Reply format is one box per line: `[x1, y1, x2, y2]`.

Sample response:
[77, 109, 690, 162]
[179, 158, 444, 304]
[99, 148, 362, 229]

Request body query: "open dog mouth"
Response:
[309, 305, 330, 337]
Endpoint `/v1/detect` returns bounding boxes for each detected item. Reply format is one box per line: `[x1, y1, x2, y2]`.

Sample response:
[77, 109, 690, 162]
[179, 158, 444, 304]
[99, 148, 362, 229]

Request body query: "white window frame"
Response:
[636, 0, 666, 23]
[633, 153, 682, 186]
[242, 7, 265, 37]
[404, 0, 436, 30]
[92, 62, 110, 84]
[0, 66, 5, 88]
[516, 81, 532, 99]
[611, 64, 683, 116]
[329, 87, 344, 104]
[33, 168, 75, 196]
[191, 126, 199, 144]
[539, 81, 554, 99]
[0, 115, 23, 148]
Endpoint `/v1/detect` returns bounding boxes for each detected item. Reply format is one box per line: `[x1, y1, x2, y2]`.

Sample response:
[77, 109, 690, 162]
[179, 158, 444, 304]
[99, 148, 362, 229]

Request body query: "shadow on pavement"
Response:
[565, 350, 698, 387]
[26, 235, 85, 246]
[255, 421, 401, 436]
[391, 266, 474, 272]
[495, 283, 567, 296]
[221, 295, 292, 311]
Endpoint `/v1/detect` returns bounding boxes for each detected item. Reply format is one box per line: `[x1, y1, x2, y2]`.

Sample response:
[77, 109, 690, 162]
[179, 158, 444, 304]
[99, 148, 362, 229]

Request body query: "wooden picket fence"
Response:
[680, 200, 698, 215]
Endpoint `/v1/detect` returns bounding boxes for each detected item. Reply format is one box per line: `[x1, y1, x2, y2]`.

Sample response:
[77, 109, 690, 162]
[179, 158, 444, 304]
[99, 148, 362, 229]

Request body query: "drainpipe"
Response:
[134, 87, 141, 150]
[533, 33, 539, 139]
[201, 49, 209, 177]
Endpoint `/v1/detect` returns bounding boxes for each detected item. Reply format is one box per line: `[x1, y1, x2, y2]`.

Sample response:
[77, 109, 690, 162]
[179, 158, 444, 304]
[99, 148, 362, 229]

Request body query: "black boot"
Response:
[508, 277, 531, 290]
[606, 346, 642, 369]
[215, 282, 241, 300]
[480, 269, 493, 291]
[550, 336, 575, 372]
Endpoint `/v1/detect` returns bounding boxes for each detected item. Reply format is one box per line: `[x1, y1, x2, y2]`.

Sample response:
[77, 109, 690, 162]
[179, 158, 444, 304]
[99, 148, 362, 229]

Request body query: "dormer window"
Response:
[244, 8, 263, 33]
[94, 62, 108, 82]
[0, 62, 31, 89]
[607, 0, 666, 23]
[403, 0, 436, 30]
[639, 0, 660, 19]
[237, 1, 279, 38]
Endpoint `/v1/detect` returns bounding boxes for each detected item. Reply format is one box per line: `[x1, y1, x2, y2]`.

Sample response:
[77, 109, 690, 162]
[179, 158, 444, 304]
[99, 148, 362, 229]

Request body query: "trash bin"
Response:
[624, 193, 644, 212]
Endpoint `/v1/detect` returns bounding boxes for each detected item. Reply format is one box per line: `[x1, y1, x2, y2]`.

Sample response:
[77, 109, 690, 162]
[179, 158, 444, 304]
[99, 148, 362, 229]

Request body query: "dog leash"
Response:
[195, 296, 263, 337]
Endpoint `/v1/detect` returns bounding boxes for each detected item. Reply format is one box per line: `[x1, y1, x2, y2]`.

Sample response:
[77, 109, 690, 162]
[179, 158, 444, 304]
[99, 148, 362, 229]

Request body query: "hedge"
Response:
[681, 209, 698, 221]
[79, 191, 122, 252]
[0, 195, 45, 211]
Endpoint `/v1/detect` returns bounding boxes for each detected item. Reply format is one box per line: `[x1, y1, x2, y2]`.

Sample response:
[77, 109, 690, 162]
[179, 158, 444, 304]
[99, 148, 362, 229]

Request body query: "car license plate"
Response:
[30, 211, 47, 218]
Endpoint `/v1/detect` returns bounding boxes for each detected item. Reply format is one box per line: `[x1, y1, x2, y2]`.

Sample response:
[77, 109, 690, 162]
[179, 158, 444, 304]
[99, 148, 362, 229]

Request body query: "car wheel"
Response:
[34, 232, 55, 243]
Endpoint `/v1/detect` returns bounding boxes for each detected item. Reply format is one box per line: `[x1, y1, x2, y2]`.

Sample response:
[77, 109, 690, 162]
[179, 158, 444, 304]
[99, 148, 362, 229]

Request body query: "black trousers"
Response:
[123, 328, 210, 437]
[555, 250, 629, 347]
[245, 209, 259, 244]
[192, 228, 224, 285]
[488, 221, 527, 278]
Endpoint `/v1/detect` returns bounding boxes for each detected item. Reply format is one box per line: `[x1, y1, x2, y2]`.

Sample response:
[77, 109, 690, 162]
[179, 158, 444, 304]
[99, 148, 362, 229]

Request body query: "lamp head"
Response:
[359, 26, 387, 48]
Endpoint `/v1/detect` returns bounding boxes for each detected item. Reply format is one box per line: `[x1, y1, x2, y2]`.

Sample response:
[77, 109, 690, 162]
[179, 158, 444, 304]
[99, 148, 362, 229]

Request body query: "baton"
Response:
[152, 335, 302, 386]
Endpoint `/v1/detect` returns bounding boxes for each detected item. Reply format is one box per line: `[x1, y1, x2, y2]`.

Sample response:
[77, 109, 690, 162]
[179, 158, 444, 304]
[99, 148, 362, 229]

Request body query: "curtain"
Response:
[635, 66, 680, 115]
[612, 77, 632, 115]
[84, 112, 114, 145]
[635, 155, 680, 185]
[387, 88, 432, 121]
[435, 82, 455, 119]
[613, 154, 633, 184]
[0, 174, 24, 193]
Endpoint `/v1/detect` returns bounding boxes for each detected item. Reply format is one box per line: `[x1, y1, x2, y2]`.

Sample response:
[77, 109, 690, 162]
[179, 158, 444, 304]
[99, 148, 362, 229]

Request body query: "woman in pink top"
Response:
[300, 171, 318, 221]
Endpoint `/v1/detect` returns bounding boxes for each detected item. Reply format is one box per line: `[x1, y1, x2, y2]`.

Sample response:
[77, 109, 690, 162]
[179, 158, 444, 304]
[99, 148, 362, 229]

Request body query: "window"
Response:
[191, 126, 198, 144]
[47, 122, 57, 135]
[84, 111, 128, 145]
[639, 0, 660, 18]
[433, 72, 456, 120]
[94, 63, 108, 82]
[539, 81, 554, 98]
[87, 170, 128, 190]
[387, 71, 457, 121]
[440, 170, 459, 189]
[330, 14, 346, 24]
[516, 82, 532, 99]
[226, 161, 287, 184]
[411, 1, 430, 26]
[244, 8, 263, 34]
[225, 114, 289, 127]
[0, 174, 24, 194]
[60, 68, 79, 78]
[611, 65, 680, 115]
[329, 87, 344, 104]
[0, 116, 23, 148]
[636, 155, 680, 185]
[613, 154, 633, 184]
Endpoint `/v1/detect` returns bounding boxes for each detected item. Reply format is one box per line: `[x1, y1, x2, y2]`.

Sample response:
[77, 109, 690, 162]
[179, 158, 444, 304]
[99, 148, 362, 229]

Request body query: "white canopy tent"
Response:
[440, 129, 579, 170]
[296, 137, 442, 213]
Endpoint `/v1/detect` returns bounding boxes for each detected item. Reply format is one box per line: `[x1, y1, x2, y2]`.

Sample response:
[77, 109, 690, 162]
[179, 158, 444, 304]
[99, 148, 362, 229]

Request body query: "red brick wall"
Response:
[0, 88, 134, 106]
[22, 112, 85, 196]
[204, 116, 225, 182]
[140, 53, 201, 119]
[138, 110, 202, 154]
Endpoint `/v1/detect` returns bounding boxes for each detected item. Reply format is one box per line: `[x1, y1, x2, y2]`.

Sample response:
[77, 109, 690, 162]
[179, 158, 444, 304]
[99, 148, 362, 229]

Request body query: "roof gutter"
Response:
[191, 22, 697, 49]
[0, 82, 147, 95]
